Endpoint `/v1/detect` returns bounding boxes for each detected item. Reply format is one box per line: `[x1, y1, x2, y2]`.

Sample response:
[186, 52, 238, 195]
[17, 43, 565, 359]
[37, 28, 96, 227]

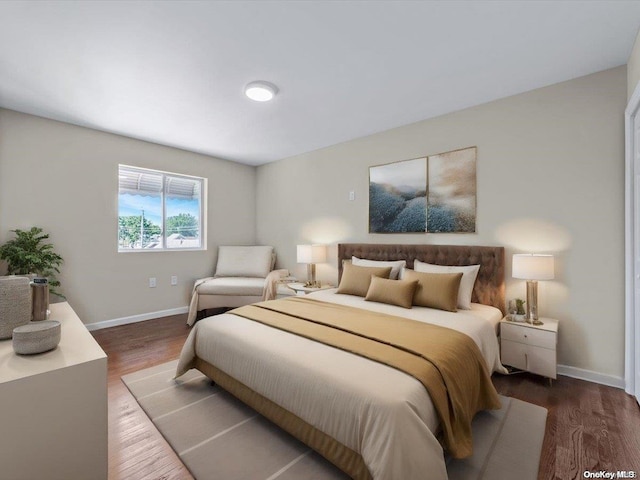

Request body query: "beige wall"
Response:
[0, 109, 256, 326]
[257, 66, 627, 379]
[0, 67, 627, 379]
[629, 28, 640, 99]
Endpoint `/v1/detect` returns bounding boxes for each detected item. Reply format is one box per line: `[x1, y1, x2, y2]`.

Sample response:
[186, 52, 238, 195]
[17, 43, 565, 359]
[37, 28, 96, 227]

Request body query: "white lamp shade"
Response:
[512, 254, 554, 280]
[297, 244, 327, 264]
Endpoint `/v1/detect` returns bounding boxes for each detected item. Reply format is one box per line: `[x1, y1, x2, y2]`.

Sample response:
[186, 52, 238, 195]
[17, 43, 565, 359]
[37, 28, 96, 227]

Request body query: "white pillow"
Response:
[413, 260, 480, 310]
[351, 256, 406, 280]
[214, 246, 274, 278]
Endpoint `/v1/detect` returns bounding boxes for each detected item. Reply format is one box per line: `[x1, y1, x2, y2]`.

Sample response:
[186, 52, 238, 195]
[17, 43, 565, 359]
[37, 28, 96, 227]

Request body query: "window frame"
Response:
[117, 164, 207, 253]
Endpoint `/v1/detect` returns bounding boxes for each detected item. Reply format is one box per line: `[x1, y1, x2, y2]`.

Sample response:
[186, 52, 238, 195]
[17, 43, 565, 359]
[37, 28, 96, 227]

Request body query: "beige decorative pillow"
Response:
[337, 263, 392, 297]
[404, 269, 463, 312]
[413, 260, 480, 309]
[365, 277, 418, 309]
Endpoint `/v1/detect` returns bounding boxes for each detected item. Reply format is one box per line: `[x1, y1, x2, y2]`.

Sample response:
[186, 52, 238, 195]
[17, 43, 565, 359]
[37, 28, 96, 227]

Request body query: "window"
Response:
[118, 165, 205, 251]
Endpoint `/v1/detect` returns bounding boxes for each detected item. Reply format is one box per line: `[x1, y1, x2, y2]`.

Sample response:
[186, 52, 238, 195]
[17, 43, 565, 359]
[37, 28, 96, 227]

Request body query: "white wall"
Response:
[629, 28, 640, 99]
[0, 109, 256, 326]
[257, 66, 627, 380]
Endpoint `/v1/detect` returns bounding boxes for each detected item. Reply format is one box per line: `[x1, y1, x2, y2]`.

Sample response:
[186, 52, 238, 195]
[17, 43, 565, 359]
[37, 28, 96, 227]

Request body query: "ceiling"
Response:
[1, 1, 639, 166]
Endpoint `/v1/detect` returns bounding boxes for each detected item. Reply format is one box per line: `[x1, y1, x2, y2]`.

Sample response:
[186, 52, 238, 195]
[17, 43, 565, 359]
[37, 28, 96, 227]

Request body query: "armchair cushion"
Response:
[196, 277, 266, 297]
[214, 246, 274, 278]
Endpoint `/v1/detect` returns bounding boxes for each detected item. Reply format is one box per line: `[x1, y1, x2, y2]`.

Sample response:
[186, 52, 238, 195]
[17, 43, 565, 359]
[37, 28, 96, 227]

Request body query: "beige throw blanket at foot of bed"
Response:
[231, 297, 501, 459]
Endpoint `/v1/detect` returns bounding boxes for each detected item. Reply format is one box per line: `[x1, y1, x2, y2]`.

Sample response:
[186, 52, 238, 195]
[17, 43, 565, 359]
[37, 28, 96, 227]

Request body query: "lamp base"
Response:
[306, 264, 320, 288]
[525, 280, 540, 324]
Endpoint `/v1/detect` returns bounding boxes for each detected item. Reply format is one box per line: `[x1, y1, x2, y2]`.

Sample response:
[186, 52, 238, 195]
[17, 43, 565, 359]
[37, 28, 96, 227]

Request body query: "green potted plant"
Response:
[0, 227, 64, 298]
[515, 298, 526, 321]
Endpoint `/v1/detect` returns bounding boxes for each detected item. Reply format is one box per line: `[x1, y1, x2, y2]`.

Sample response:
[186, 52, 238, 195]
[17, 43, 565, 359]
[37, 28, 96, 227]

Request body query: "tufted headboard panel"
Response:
[338, 243, 505, 314]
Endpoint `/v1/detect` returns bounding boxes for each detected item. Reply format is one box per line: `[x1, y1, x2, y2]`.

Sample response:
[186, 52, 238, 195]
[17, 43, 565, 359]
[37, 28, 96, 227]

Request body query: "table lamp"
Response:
[512, 254, 554, 325]
[297, 244, 327, 288]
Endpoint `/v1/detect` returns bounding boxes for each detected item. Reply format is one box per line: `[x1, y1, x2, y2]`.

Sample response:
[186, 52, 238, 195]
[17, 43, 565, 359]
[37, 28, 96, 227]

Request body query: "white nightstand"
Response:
[287, 282, 334, 295]
[500, 317, 558, 384]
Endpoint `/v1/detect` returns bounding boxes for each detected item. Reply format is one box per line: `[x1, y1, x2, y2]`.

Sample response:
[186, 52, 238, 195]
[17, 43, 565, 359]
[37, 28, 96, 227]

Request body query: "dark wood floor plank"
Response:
[95, 315, 640, 480]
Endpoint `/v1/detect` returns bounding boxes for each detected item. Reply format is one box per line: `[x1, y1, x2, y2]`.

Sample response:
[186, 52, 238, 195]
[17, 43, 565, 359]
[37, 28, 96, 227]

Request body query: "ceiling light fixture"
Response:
[245, 81, 278, 102]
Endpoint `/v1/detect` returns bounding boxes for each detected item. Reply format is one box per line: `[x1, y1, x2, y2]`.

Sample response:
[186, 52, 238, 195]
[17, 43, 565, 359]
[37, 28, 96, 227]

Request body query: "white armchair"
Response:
[187, 246, 292, 325]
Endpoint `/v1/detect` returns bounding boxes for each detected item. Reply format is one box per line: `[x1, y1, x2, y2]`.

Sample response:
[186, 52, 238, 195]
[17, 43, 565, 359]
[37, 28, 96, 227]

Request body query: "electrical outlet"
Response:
[149, 277, 157, 288]
[171, 275, 178, 286]
[349, 191, 355, 201]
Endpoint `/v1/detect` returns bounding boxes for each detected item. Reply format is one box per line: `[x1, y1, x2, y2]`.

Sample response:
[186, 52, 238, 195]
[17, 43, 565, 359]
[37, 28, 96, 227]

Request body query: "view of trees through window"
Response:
[118, 166, 204, 251]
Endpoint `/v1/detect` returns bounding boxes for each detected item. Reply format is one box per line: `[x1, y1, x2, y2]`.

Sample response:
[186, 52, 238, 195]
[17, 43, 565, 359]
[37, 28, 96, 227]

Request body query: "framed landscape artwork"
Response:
[369, 146, 476, 233]
[369, 158, 427, 233]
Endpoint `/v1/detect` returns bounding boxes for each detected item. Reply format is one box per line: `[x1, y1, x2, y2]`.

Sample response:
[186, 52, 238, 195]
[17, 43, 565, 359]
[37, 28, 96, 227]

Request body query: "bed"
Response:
[176, 243, 506, 480]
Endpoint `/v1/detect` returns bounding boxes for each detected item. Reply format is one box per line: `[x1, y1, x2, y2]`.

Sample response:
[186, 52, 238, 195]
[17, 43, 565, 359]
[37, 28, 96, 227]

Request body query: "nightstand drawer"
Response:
[501, 340, 557, 379]
[501, 322, 556, 349]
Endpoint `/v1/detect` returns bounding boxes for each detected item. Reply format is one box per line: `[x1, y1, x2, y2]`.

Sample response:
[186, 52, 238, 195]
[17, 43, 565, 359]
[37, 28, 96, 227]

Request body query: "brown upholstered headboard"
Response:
[338, 243, 505, 314]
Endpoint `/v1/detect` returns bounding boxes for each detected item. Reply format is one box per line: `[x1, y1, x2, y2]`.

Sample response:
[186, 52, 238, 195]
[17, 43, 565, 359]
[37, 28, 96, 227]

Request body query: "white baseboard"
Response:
[557, 364, 625, 389]
[85, 306, 189, 331]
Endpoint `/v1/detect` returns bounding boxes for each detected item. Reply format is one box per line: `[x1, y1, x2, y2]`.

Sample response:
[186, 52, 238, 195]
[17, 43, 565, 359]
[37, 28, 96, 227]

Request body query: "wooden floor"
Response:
[93, 314, 640, 480]
[92, 314, 194, 480]
[493, 372, 640, 479]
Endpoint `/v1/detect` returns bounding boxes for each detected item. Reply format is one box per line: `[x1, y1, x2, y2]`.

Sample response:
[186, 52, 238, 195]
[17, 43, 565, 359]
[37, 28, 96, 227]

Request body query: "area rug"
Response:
[122, 360, 547, 480]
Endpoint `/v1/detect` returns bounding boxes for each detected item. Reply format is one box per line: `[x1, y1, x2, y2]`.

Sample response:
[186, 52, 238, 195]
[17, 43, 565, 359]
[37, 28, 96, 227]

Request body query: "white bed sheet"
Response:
[176, 290, 506, 480]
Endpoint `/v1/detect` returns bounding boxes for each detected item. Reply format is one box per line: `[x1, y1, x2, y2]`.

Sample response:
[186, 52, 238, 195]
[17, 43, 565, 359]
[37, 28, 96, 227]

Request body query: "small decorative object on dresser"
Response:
[31, 277, 49, 321]
[500, 318, 558, 385]
[12, 320, 61, 355]
[0, 276, 32, 339]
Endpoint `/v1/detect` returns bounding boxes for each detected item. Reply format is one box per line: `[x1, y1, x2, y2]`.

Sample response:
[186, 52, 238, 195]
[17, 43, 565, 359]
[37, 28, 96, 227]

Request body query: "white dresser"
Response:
[0, 302, 107, 480]
[500, 318, 558, 382]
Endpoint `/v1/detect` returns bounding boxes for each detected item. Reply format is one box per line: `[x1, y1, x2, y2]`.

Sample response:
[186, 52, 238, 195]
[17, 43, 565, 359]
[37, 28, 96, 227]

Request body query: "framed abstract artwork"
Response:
[369, 157, 427, 233]
[369, 146, 476, 233]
